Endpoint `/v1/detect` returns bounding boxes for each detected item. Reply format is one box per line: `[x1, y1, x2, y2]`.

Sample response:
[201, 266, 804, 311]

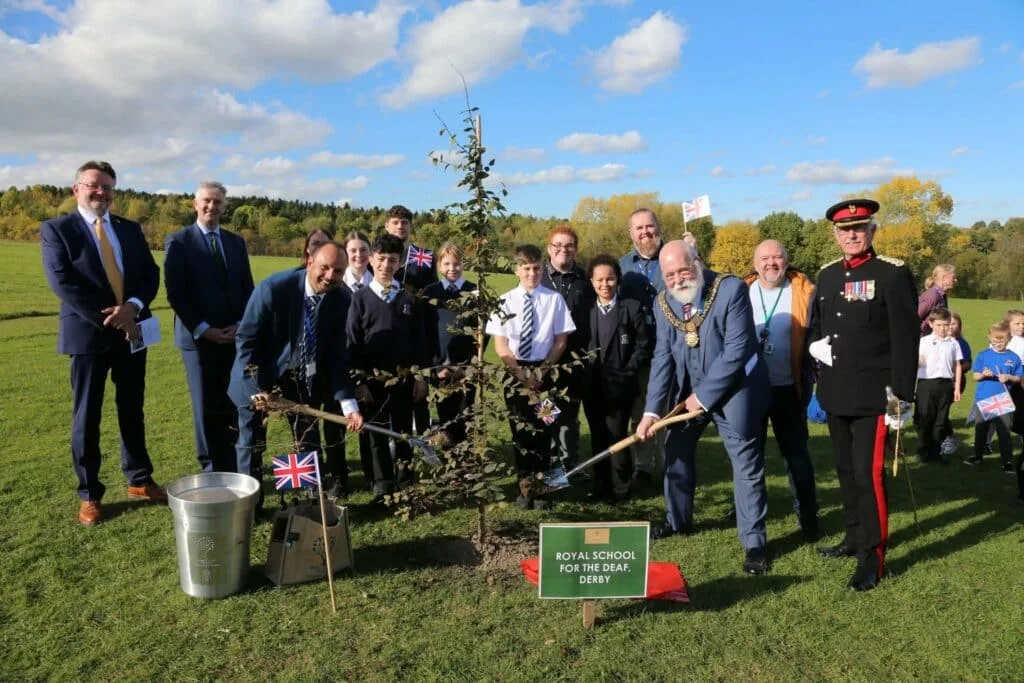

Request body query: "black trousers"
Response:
[293, 401, 369, 489]
[915, 378, 954, 460]
[69, 348, 155, 501]
[975, 413, 1014, 465]
[504, 366, 560, 477]
[826, 413, 889, 569]
[582, 396, 632, 496]
[436, 382, 476, 445]
[762, 384, 819, 517]
[364, 378, 414, 489]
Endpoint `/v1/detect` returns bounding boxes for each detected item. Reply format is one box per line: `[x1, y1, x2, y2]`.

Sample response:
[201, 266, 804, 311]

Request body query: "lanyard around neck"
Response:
[757, 282, 785, 331]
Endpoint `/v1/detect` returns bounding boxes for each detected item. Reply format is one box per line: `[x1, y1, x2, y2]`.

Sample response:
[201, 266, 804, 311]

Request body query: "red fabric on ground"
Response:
[520, 557, 690, 603]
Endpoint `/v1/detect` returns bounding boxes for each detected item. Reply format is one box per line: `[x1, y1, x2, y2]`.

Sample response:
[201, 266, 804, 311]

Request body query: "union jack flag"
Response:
[967, 390, 1016, 425]
[407, 244, 433, 268]
[534, 398, 561, 425]
[271, 451, 320, 490]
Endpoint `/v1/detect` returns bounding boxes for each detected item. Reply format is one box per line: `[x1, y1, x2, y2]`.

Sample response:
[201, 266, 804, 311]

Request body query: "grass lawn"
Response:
[0, 239, 1022, 681]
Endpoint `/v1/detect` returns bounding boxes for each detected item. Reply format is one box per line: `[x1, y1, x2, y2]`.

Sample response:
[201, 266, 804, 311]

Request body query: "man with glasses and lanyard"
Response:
[541, 225, 594, 474]
[619, 208, 666, 486]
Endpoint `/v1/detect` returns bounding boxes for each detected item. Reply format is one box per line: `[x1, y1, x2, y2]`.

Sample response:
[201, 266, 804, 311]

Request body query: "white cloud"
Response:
[786, 157, 915, 185]
[491, 163, 626, 186]
[380, 0, 581, 108]
[1010, 80, 1024, 90]
[807, 135, 827, 145]
[591, 11, 686, 93]
[741, 165, 777, 176]
[709, 166, 733, 178]
[0, 0, 407, 189]
[503, 146, 546, 161]
[555, 130, 646, 154]
[225, 175, 370, 202]
[526, 49, 555, 70]
[853, 37, 982, 88]
[250, 157, 297, 177]
[951, 146, 970, 157]
[790, 190, 814, 201]
[630, 168, 655, 178]
[998, 42, 1013, 55]
[815, 89, 831, 99]
[308, 152, 406, 169]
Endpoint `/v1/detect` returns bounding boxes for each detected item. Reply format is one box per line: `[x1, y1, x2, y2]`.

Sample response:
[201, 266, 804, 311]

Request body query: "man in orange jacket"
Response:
[743, 239, 819, 539]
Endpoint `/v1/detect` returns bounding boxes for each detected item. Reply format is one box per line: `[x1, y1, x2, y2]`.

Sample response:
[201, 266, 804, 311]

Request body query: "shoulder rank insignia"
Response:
[877, 254, 905, 267]
[818, 257, 842, 271]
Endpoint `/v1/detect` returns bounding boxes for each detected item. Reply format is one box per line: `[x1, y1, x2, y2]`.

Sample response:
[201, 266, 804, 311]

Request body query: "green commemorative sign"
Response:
[538, 522, 650, 599]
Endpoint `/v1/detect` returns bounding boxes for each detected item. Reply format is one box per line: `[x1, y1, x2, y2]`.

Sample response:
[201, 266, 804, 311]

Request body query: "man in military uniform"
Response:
[809, 199, 918, 591]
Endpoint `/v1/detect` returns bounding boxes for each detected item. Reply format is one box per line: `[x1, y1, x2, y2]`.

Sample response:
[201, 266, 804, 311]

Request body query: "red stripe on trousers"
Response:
[871, 415, 888, 575]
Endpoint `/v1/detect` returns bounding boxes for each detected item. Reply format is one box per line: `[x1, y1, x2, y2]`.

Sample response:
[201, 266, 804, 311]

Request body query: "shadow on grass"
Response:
[354, 535, 483, 574]
[602, 574, 811, 621]
[100, 499, 160, 522]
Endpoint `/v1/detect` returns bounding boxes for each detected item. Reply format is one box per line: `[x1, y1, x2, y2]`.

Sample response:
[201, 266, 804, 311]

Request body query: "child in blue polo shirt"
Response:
[967, 321, 1022, 473]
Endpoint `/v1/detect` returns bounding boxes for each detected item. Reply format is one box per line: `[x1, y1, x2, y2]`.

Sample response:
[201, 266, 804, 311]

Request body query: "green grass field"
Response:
[1, 239, 1021, 681]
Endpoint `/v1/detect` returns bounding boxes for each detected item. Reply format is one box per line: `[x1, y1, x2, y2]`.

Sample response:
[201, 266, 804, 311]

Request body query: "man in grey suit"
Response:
[165, 181, 255, 472]
[636, 240, 771, 575]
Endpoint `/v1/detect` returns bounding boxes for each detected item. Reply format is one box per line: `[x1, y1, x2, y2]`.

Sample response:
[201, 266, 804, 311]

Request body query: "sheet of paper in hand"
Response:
[130, 315, 162, 354]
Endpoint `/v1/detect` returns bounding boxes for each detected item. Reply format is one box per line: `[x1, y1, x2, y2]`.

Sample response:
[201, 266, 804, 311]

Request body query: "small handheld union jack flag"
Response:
[271, 451, 321, 490]
[407, 244, 433, 268]
[966, 389, 1016, 425]
[534, 398, 561, 425]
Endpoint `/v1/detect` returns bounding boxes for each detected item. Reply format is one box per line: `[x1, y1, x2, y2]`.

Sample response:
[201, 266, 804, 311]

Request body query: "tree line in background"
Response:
[1, 175, 1021, 299]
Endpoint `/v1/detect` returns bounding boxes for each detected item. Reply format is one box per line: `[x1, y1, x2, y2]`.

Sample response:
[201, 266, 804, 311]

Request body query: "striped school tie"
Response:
[519, 292, 534, 361]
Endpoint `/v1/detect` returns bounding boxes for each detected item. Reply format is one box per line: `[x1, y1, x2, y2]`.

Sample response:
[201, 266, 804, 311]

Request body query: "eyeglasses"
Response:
[549, 243, 576, 251]
[77, 181, 115, 193]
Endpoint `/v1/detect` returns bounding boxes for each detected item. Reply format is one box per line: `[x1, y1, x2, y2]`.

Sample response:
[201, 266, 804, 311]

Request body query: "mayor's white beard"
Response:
[668, 268, 704, 305]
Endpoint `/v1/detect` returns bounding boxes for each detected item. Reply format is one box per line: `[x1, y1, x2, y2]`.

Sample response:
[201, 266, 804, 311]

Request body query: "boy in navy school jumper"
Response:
[914, 307, 962, 464]
[966, 321, 1022, 475]
[346, 233, 430, 501]
[486, 244, 576, 510]
[423, 243, 481, 446]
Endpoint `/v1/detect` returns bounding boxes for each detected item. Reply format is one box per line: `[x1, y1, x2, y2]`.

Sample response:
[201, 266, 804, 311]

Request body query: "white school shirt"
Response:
[343, 268, 372, 292]
[485, 284, 576, 362]
[1008, 335, 1024, 361]
[917, 334, 963, 380]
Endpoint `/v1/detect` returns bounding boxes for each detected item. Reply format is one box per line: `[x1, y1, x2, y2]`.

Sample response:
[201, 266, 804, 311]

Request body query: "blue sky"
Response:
[1, 0, 1021, 225]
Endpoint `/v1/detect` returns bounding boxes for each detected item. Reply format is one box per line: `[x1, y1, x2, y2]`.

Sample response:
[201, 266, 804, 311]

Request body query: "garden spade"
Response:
[541, 408, 705, 491]
[257, 394, 443, 467]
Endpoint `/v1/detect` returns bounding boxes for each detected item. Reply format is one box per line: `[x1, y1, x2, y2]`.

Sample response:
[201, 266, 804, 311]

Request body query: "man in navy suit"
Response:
[165, 181, 255, 473]
[228, 241, 364, 505]
[636, 240, 771, 575]
[40, 160, 164, 526]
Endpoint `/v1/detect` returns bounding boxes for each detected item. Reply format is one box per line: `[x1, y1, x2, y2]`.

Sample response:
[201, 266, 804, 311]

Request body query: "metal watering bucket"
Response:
[167, 472, 261, 599]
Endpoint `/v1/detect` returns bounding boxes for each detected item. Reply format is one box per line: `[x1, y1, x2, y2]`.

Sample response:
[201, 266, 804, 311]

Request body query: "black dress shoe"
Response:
[817, 541, 857, 558]
[650, 522, 691, 540]
[722, 505, 737, 522]
[847, 550, 884, 591]
[743, 547, 770, 575]
[798, 513, 820, 542]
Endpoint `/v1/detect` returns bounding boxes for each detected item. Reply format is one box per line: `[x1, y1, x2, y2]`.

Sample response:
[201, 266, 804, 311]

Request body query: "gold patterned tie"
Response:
[93, 217, 124, 304]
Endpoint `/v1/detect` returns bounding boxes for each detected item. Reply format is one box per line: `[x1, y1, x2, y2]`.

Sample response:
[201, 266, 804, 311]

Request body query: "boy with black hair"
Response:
[346, 233, 430, 501]
[915, 307, 962, 464]
[486, 244, 576, 510]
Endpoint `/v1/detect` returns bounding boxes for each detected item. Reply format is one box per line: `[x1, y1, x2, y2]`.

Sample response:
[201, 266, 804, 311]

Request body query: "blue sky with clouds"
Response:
[1, 0, 1021, 225]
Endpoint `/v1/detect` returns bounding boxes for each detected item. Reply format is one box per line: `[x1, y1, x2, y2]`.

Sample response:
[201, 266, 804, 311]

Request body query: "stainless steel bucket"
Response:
[167, 472, 261, 599]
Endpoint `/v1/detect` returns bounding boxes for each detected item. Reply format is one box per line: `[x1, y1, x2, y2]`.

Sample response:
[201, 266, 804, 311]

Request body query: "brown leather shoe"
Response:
[78, 500, 103, 526]
[127, 481, 168, 503]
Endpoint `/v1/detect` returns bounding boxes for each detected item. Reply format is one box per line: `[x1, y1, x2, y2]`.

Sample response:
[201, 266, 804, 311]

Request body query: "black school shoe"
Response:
[743, 547, 770, 575]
